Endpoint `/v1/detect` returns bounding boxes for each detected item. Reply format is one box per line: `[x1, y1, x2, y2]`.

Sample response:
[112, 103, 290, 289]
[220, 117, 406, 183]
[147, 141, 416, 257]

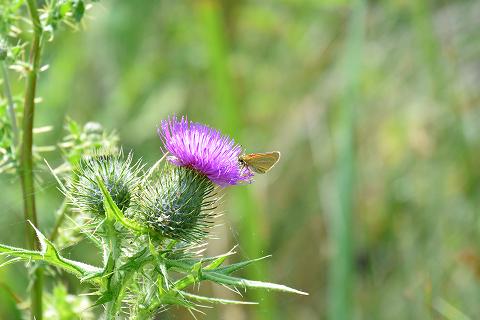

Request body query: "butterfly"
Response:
[239, 151, 281, 174]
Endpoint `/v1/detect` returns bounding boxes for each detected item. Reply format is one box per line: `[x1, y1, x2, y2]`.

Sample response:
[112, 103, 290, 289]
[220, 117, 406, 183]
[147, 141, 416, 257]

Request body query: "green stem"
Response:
[1, 62, 19, 147]
[21, 1, 43, 319]
[104, 219, 122, 319]
[115, 255, 153, 315]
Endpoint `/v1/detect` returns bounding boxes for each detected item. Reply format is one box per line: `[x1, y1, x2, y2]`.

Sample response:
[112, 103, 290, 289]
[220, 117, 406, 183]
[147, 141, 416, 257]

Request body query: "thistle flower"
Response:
[138, 163, 217, 242]
[158, 116, 252, 186]
[68, 151, 142, 216]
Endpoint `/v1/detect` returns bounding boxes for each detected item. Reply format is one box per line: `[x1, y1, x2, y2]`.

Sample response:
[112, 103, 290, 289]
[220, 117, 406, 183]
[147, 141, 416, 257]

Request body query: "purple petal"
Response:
[158, 116, 253, 186]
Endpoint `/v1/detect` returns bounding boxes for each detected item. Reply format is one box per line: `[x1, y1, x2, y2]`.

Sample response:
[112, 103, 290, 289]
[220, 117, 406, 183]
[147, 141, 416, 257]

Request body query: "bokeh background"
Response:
[1, 0, 480, 319]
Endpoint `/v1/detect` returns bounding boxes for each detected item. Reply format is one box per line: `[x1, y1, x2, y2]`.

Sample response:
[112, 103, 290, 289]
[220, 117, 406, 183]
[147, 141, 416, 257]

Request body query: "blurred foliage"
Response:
[1, 0, 480, 319]
[43, 283, 93, 320]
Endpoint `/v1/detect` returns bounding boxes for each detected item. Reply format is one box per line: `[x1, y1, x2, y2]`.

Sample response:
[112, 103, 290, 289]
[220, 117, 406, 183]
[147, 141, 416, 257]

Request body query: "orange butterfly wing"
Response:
[240, 151, 280, 174]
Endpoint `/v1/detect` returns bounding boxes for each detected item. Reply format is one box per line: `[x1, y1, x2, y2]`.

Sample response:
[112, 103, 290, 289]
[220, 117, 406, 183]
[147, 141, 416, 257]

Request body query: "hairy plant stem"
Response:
[21, 0, 43, 319]
[104, 219, 122, 319]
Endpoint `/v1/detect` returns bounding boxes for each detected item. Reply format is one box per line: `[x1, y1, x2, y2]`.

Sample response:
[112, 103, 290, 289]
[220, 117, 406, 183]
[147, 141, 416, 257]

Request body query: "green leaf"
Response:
[145, 294, 203, 318]
[163, 251, 307, 295]
[178, 291, 257, 305]
[158, 262, 170, 292]
[90, 291, 114, 308]
[0, 222, 102, 280]
[203, 248, 238, 270]
[172, 248, 236, 270]
[118, 248, 148, 272]
[79, 271, 104, 283]
[160, 294, 196, 309]
[96, 176, 148, 232]
[203, 271, 308, 296]
[59, 3, 72, 18]
[204, 255, 227, 270]
[72, 0, 85, 22]
[31, 221, 103, 276]
[214, 255, 271, 275]
[173, 274, 196, 291]
[192, 261, 202, 276]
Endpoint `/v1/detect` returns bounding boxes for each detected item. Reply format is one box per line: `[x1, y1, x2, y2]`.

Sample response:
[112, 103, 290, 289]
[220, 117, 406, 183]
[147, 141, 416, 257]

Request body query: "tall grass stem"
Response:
[329, 1, 365, 319]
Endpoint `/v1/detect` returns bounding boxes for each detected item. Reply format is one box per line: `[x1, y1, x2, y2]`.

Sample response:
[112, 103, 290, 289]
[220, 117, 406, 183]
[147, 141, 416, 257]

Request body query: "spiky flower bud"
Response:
[68, 152, 142, 216]
[139, 115, 253, 242]
[138, 164, 217, 242]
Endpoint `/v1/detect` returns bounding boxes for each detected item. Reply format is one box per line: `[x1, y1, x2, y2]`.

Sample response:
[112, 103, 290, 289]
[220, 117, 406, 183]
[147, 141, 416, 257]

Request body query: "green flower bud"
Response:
[138, 164, 218, 242]
[83, 121, 104, 136]
[69, 151, 142, 216]
[0, 39, 7, 61]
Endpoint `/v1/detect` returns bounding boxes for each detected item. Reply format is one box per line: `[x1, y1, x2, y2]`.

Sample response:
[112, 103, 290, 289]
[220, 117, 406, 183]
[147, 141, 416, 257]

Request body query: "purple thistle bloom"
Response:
[158, 116, 253, 186]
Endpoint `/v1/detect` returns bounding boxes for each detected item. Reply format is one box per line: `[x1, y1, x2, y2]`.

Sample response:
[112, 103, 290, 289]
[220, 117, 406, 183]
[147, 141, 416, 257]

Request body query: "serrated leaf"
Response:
[0, 222, 102, 280]
[203, 272, 308, 295]
[215, 255, 271, 275]
[30, 221, 102, 276]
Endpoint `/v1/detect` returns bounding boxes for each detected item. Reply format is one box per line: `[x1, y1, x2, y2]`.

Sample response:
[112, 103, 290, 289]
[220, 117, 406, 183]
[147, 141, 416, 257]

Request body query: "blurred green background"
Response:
[1, 0, 480, 319]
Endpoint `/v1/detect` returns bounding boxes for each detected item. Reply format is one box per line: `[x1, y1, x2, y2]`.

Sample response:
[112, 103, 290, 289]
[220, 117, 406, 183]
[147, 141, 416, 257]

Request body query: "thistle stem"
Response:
[104, 219, 122, 319]
[21, 0, 43, 319]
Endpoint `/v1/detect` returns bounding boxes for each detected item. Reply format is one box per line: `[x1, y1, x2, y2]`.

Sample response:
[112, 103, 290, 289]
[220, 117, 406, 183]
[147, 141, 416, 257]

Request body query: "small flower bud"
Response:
[68, 151, 142, 216]
[137, 164, 218, 242]
[0, 39, 7, 61]
[83, 122, 104, 136]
